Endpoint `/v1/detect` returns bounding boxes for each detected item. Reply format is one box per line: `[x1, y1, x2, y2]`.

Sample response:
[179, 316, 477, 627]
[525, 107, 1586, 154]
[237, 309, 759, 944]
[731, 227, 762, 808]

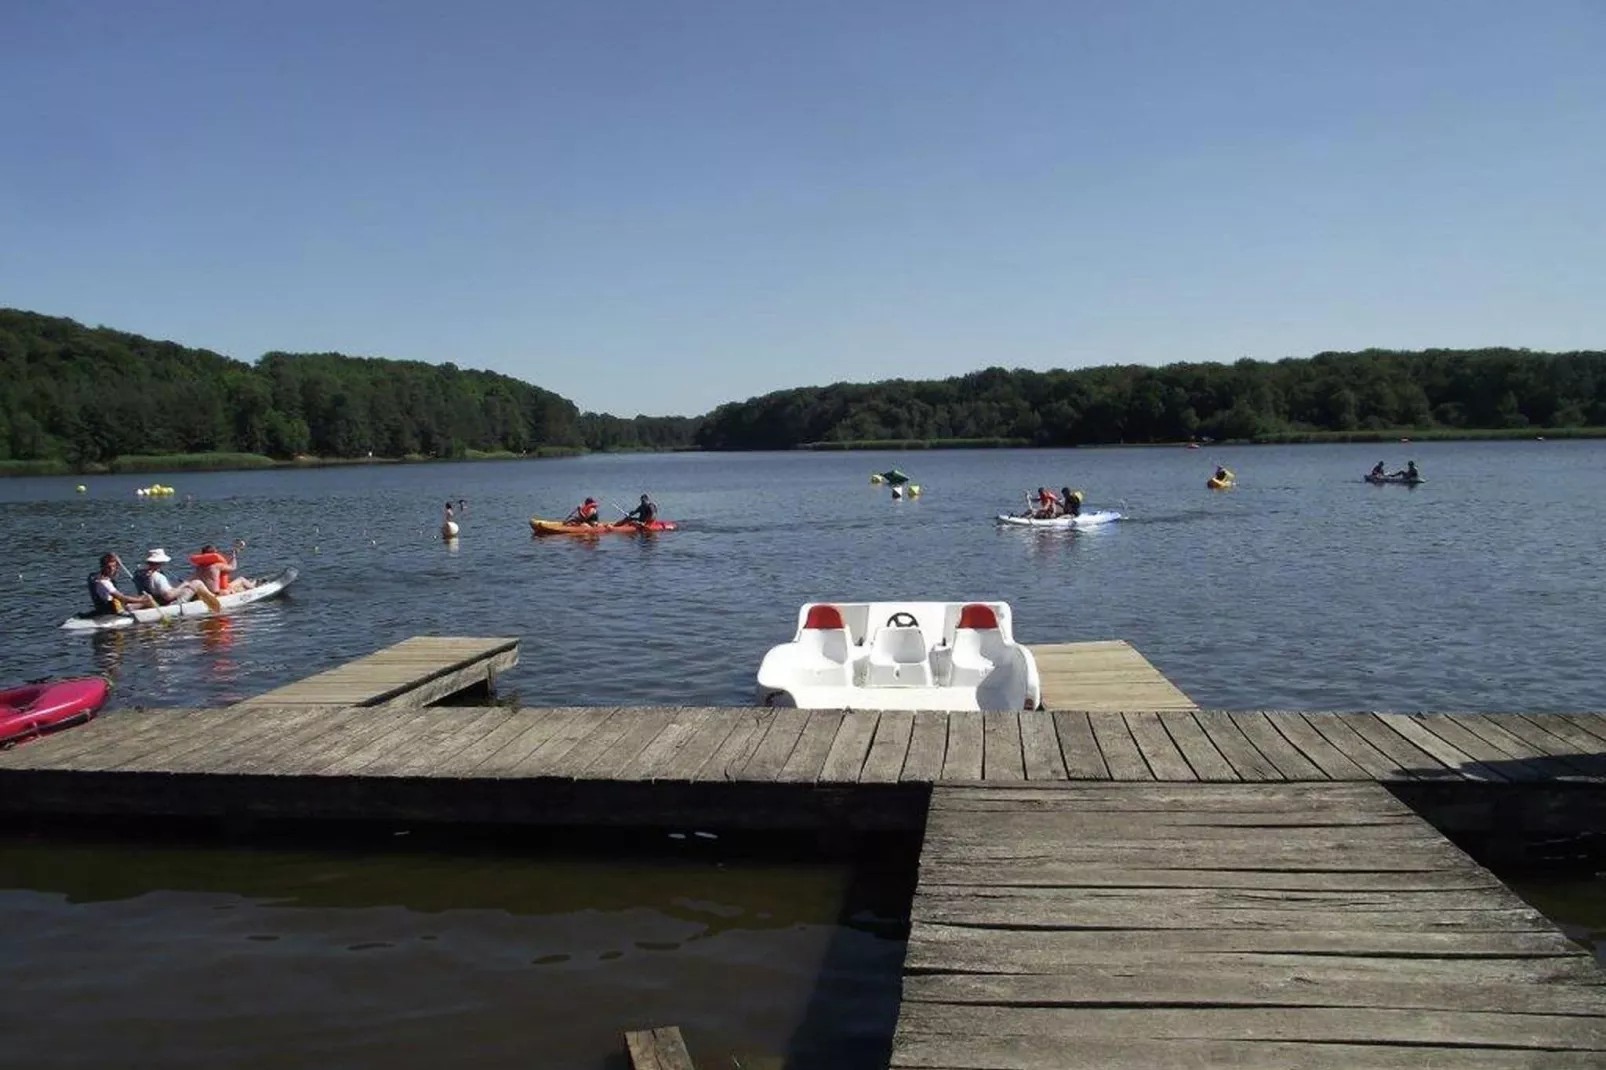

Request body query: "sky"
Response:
[2, 1, 1603, 416]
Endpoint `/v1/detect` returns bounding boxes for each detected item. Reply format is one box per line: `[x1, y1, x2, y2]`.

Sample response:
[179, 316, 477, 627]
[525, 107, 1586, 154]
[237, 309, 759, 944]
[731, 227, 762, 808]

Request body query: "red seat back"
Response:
[804, 604, 846, 630]
[957, 604, 999, 630]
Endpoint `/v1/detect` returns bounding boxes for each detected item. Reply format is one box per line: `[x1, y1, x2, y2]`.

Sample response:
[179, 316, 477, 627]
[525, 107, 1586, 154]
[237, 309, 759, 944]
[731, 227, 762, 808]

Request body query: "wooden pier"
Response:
[1028, 641, 1197, 712]
[897, 782, 1606, 1069]
[233, 636, 518, 709]
[2, 638, 1603, 1068]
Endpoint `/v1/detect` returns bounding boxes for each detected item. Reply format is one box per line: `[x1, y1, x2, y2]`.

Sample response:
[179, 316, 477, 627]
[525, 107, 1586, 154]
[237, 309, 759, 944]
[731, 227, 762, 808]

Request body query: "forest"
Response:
[0, 310, 698, 465]
[695, 348, 1606, 449]
[3, 307, 1603, 468]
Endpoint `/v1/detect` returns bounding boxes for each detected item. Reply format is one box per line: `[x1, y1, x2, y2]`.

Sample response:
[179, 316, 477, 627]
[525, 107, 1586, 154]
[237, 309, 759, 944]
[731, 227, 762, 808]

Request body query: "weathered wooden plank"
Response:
[429, 708, 561, 776]
[777, 710, 845, 782]
[1413, 714, 1567, 783]
[890, 1035, 1606, 1070]
[912, 897, 1548, 932]
[5, 708, 211, 769]
[738, 708, 810, 781]
[369, 707, 519, 777]
[651, 711, 741, 781]
[981, 710, 1025, 781]
[209, 706, 369, 775]
[618, 709, 721, 781]
[1017, 710, 1066, 781]
[1376, 713, 1516, 782]
[911, 884, 1538, 914]
[1344, 713, 1460, 780]
[1050, 710, 1109, 779]
[860, 710, 915, 783]
[1300, 712, 1409, 780]
[1493, 715, 1606, 777]
[236, 636, 518, 709]
[892, 1003, 1606, 1049]
[1190, 712, 1284, 781]
[819, 709, 880, 782]
[1156, 711, 1238, 781]
[314, 708, 442, 775]
[1256, 712, 1367, 780]
[1087, 713, 1151, 780]
[624, 1025, 696, 1070]
[908, 861, 1506, 892]
[1121, 712, 1194, 780]
[519, 708, 633, 779]
[901, 967, 1606, 1015]
[694, 710, 775, 782]
[1561, 713, 1606, 746]
[900, 712, 948, 782]
[107, 708, 313, 773]
[941, 710, 984, 781]
[483, 707, 608, 777]
[575, 708, 677, 779]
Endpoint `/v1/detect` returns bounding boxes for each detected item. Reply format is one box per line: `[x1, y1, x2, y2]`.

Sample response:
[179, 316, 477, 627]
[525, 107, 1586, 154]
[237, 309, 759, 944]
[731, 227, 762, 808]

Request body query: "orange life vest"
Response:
[190, 551, 230, 588]
[577, 502, 597, 520]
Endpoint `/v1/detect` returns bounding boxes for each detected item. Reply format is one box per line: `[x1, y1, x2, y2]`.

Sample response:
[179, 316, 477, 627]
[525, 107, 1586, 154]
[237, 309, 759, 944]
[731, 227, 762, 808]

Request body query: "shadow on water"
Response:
[0, 818, 918, 1070]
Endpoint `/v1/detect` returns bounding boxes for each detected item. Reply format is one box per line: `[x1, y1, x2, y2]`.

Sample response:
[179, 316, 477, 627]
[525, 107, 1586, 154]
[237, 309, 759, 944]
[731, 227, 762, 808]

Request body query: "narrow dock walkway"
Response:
[232, 636, 518, 709]
[895, 782, 1606, 1069]
[1028, 641, 1196, 711]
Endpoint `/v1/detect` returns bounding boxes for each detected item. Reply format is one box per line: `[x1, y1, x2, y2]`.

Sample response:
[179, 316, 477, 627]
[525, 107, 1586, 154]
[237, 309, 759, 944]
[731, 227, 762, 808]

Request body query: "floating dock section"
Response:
[1028, 640, 1197, 712]
[233, 636, 518, 709]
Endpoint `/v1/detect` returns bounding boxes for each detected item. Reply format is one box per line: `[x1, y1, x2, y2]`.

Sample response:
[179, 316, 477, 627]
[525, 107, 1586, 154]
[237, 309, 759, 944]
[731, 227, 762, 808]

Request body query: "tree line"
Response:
[0, 310, 698, 464]
[5, 308, 1602, 466]
[695, 348, 1606, 449]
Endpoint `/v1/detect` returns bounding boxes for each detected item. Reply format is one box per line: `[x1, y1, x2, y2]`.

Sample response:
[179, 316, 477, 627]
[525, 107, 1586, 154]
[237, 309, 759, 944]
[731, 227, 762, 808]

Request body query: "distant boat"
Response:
[1185, 442, 1201, 450]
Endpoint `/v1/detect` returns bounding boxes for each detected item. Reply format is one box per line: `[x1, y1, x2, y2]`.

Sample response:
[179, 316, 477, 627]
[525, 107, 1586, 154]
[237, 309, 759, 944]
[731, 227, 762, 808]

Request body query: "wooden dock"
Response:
[2, 636, 1602, 1069]
[1029, 641, 1197, 712]
[896, 782, 1606, 1069]
[232, 636, 518, 709]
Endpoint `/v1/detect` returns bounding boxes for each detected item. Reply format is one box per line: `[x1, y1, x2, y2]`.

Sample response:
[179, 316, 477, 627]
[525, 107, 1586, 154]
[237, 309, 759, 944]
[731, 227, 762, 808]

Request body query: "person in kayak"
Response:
[565, 497, 601, 526]
[1060, 488, 1083, 517]
[133, 548, 209, 605]
[1213, 466, 1231, 483]
[1404, 460, 1421, 481]
[1369, 462, 1387, 479]
[192, 543, 256, 595]
[1032, 487, 1060, 518]
[88, 553, 157, 615]
[619, 494, 658, 527]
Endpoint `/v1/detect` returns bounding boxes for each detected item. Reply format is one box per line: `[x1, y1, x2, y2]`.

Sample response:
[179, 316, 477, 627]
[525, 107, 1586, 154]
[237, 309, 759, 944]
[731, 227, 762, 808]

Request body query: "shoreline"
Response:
[4, 426, 1602, 478]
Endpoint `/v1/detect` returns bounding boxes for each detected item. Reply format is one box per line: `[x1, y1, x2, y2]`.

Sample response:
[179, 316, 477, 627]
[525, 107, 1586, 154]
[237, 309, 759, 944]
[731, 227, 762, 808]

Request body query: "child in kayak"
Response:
[87, 553, 157, 615]
[565, 498, 601, 526]
[619, 494, 658, 527]
[192, 543, 256, 595]
[1031, 487, 1060, 518]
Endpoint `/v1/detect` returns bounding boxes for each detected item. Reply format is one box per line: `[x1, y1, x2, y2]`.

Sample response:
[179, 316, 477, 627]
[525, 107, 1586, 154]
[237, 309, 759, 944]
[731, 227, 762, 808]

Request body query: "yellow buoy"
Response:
[909, 484, 922, 497]
[75, 484, 86, 493]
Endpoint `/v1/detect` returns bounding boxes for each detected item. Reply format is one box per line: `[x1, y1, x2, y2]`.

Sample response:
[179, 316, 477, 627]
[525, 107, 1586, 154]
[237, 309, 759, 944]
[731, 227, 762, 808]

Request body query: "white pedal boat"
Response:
[996, 510, 1121, 529]
[756, 601, 1041, 712]
[62, 568, 299, 631]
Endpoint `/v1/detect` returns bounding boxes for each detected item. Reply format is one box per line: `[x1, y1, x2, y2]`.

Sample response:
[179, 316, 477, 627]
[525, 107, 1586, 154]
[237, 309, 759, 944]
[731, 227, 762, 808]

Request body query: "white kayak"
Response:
[996, 510, 1122, 529]
[61, 568, 299, 632]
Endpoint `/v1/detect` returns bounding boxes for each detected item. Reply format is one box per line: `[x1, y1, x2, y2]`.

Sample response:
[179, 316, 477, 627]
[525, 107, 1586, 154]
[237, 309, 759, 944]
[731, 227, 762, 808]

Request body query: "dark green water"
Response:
[0, 827, 911, 1069]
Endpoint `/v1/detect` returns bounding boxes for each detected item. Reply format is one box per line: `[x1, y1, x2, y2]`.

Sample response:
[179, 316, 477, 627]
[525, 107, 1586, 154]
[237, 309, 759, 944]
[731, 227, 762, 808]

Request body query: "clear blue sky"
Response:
[3, 1, 1602, 416]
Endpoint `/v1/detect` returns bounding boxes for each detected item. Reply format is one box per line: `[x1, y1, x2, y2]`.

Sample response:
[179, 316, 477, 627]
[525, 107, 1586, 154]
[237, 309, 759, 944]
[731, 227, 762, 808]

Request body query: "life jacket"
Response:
[577, 502, 597, 521]
[1037, 490, 1057, 508]
[190, 551, 230, 588]
[87, 573, 120, 614]
[132, 566, 156, 596]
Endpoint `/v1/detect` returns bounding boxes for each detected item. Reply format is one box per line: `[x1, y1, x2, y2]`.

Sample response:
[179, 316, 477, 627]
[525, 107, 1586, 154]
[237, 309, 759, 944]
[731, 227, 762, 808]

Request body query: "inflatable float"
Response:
[1, 677, 110, 747]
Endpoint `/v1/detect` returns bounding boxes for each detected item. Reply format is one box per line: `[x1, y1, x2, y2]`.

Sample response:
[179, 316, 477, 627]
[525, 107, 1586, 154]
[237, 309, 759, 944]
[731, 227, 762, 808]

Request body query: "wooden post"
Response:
[624, 1025, 696, 1070]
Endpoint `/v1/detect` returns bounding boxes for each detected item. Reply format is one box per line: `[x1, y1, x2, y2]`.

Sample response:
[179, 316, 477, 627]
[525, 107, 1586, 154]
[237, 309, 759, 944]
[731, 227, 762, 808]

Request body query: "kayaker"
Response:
[565, 497, 601, 526]
[1032, 487, 1059, 519]
[1370, 462, 1387, 479]
[192, 543, 256, 595]
[1060, 488, 1083, 518]
[1405, 460, 1421, 481]
[619, 493, 658, 527]
[134, 548, 207, 605]
[88, 553, 157, 615]
[1214, 466, 1230, 483]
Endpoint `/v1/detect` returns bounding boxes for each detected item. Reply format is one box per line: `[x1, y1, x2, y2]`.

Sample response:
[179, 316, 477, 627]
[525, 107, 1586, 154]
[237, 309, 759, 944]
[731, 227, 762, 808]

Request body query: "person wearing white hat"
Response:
[133, 549, 218, 610]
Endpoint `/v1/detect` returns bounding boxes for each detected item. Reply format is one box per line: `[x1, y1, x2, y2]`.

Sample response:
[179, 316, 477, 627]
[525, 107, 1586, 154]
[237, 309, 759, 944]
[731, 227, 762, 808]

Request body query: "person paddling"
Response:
[88, 553, 157, 615]
[565, 497, 601, 526]
[1060, 488, 1083, 518]
[192, 542, 256, 595]
[619, 493, 657, 528]
[1370, 462, 1387, 479]
[134, 548, 218, 609]
[1032, 487, 1059, 519]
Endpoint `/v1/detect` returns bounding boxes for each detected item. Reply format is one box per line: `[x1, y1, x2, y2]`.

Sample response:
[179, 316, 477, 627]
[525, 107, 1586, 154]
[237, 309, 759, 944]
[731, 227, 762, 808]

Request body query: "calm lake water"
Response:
[2, 440, 1605, 711]
[1, 443, 1602, 1066]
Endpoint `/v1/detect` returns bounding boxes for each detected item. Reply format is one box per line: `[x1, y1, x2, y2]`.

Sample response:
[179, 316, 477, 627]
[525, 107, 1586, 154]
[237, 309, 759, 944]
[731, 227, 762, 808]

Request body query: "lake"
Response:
[2, 440, 1603, 711]
[1, 442, 1602, 1067]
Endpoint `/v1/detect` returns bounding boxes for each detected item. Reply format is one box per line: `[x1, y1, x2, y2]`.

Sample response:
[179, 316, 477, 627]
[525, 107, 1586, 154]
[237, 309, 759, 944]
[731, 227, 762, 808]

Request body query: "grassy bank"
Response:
[801, 437, 1030, 450]
[1246, 426, 1606, 444]
[0, 446, 593, 478]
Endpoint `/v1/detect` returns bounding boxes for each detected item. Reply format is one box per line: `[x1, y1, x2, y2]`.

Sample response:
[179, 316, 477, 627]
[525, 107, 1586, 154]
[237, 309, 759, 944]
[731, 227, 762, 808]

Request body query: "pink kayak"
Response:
[0, 677, 110, 747]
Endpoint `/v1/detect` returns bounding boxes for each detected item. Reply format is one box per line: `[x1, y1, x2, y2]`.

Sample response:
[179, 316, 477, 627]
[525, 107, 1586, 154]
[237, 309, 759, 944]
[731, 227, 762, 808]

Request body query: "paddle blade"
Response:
[195, 586, 223, 613]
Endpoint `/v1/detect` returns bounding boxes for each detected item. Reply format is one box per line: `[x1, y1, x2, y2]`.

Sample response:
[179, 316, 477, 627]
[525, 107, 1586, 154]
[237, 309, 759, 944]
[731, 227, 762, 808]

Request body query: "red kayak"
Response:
[0, 677, 110, 747]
